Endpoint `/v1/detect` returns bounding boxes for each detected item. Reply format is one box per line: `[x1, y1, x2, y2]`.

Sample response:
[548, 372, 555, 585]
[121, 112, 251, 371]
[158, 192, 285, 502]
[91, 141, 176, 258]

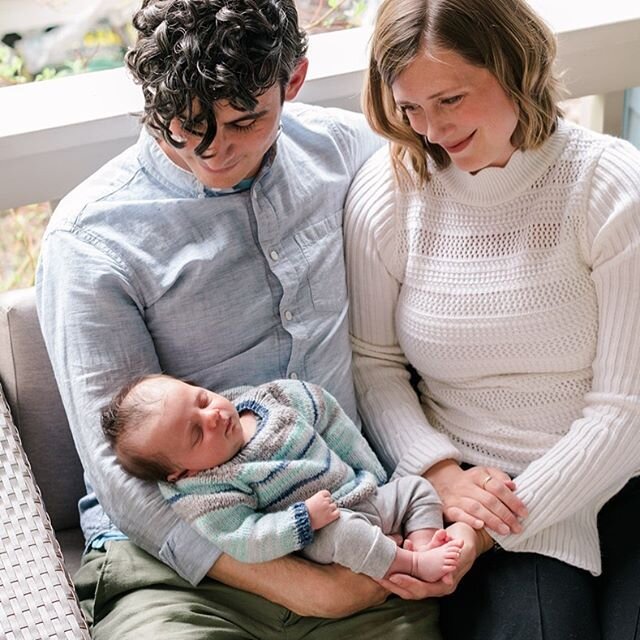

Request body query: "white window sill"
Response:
[1, 1, 640, 210]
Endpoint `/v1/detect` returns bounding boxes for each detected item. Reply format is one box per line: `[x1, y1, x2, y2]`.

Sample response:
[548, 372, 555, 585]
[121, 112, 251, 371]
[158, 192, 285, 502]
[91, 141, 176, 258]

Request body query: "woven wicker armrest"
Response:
[0, 385, 90, 640]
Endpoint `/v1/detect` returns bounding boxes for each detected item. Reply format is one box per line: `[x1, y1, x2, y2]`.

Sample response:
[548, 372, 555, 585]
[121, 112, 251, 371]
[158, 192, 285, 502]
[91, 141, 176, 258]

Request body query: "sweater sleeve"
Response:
[345, 149, 462, 477]
[161, 477, 314, 564]
[492, 138, 640, 574]
[345, 149, 460, 475]
[297, 382, 387, 485]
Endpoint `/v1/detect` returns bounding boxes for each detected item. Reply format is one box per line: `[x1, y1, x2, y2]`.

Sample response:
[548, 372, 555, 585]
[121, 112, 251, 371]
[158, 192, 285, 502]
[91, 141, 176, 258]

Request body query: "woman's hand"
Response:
[376, 522, 489, 600]
[426, 460, 528, 535]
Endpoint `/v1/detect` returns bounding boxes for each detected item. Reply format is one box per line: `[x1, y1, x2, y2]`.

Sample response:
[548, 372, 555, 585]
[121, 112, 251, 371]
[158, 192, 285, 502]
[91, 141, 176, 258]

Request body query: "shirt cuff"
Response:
[159, 519, 222, 586]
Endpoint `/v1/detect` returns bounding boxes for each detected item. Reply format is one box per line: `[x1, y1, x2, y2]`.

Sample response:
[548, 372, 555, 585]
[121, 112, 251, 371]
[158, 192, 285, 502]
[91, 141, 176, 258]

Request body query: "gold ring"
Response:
[481, 474, 493, 490]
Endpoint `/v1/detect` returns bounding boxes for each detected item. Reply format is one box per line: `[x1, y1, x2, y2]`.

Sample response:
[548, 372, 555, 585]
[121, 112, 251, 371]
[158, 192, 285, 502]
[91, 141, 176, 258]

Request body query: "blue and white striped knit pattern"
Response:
[160, 380, 387, 564]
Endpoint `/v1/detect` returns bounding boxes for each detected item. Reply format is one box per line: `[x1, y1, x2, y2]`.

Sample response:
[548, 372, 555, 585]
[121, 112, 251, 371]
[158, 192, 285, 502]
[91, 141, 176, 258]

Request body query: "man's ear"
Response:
[284, 58, 309, 102]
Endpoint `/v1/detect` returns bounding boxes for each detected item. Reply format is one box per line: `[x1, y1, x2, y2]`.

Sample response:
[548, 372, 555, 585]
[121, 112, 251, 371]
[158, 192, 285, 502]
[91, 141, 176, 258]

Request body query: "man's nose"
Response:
[202, 131, 230, 159]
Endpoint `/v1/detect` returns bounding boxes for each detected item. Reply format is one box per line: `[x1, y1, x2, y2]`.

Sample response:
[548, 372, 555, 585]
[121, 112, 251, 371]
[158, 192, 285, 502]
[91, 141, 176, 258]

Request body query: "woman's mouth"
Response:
[443, 131, 476, 154]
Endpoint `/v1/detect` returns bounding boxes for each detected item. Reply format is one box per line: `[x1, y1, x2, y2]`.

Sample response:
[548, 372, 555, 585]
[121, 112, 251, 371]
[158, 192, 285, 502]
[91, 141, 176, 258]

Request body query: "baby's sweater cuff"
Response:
[292, 502, 314, 547]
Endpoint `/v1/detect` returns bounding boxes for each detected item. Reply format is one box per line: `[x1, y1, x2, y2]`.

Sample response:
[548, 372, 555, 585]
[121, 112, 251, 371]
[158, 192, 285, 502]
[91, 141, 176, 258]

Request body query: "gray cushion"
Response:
[0, 287, 84, 531]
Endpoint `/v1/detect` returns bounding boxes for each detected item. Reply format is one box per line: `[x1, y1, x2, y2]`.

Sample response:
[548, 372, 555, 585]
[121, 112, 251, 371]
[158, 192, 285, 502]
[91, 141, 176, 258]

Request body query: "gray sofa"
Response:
[0, 286, 87, 577]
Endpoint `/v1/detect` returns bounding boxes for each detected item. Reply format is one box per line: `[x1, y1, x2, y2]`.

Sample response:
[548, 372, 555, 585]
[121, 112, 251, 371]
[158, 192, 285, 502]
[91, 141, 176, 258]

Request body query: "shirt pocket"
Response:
[294, 210, 347, 313]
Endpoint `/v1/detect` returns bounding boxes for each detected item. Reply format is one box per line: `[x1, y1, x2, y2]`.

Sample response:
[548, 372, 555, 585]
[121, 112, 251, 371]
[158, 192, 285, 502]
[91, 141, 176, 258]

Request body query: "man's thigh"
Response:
[74, 540, 441, 639]
[439, 549, 599, 640]
[75, 541, 285, 639]
[294, 596, 441, 640]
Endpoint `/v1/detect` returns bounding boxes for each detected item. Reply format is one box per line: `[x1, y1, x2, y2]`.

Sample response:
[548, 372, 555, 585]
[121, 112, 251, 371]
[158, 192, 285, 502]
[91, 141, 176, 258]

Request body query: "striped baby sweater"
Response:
[345, 119, 640, 575]
[160, 380, 386, 563]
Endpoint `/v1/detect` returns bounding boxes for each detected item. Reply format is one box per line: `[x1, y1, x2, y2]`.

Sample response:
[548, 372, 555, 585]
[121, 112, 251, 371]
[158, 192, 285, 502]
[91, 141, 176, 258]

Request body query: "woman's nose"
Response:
[425, 116, 451, 145]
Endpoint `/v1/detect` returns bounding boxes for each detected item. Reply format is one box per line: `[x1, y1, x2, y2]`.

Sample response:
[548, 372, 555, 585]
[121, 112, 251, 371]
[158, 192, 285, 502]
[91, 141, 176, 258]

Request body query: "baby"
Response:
[102, 375, 464, 583]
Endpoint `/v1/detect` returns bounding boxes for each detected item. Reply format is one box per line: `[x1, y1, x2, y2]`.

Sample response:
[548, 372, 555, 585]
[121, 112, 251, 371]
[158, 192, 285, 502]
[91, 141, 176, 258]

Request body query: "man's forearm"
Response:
[208, 553, 388, 618]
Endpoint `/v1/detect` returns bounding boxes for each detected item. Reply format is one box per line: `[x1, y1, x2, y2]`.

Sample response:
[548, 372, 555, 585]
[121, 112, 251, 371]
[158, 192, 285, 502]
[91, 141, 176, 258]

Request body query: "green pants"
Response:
[75, 541, 441, 639]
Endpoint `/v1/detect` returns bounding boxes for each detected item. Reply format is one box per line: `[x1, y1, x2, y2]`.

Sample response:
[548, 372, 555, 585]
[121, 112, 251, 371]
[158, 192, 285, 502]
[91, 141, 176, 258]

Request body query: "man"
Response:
[36, 0, 440, 637]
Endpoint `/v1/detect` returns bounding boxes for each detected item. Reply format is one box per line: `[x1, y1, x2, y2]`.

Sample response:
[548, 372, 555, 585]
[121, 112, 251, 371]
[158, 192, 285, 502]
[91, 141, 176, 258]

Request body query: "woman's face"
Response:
[391, 47, 519, 173]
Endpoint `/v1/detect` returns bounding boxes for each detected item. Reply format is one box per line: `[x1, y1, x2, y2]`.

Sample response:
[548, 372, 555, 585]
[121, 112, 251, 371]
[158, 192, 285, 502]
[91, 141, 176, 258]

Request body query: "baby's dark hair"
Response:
[101, 374, 175, 481]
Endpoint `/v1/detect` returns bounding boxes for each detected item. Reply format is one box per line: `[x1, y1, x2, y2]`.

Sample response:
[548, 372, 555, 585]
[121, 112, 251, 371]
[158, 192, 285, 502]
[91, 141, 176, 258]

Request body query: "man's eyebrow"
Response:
[225, 109, 269, 125]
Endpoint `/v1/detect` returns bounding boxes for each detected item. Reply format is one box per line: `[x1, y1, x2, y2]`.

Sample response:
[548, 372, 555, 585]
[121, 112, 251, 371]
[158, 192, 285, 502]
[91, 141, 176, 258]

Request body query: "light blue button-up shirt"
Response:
[36, 102, 382, 584]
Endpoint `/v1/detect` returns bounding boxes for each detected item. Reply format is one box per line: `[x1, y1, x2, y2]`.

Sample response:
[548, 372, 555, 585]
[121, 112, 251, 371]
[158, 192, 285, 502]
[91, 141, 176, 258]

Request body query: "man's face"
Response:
[158, 61, 307, 189]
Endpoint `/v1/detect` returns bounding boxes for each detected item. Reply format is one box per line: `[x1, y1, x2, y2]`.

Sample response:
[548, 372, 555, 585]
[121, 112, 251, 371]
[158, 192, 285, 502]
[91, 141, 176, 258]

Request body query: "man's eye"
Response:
[231, 120, 257, 132]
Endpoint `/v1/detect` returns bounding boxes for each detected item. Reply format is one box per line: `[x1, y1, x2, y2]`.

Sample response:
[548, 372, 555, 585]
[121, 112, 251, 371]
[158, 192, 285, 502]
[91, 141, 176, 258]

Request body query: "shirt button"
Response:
[269, 250, 279, 261]
[284, 310, 293, 321]
[289, 372, 299, 380]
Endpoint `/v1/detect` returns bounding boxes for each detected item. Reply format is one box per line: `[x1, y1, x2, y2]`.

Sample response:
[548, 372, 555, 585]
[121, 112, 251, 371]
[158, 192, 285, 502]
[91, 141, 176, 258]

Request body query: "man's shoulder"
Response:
[50, 140, 143, 228]
[282, 101, 363, 126]
[282, 102, 374, 143]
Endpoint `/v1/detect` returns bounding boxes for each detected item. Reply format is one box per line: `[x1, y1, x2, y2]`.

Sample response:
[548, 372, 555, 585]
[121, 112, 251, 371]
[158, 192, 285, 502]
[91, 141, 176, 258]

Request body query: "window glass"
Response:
[0, 0, 374, 87]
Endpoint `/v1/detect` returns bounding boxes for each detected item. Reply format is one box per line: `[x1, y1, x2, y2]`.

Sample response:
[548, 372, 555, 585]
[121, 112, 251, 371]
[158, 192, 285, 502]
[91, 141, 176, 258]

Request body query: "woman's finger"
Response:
[444, 505, 484, 530]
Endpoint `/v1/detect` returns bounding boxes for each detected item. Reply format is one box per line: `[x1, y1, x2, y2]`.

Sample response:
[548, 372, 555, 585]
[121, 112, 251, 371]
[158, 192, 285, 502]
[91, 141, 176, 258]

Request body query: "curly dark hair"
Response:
[125, 0, 308, 155]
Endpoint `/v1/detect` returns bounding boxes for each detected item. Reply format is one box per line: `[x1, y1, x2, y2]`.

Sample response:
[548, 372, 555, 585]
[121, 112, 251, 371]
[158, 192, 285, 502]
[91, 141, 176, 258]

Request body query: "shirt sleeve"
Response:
[36, 225, 219, 585]
[324, 107, 385, 178]
[491, 138, 640, 573]
[344, 149, 461, 477]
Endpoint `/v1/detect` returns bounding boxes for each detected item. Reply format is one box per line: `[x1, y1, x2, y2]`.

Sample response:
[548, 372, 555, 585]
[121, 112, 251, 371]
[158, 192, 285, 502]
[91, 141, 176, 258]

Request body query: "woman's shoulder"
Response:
[350, 145, 396, 193]
[345, 146, 399, 245]
[559, 118, 640, 168]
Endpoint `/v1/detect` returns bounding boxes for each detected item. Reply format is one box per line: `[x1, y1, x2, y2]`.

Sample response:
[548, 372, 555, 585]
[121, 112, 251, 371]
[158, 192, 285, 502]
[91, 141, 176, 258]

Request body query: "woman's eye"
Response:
[440, 95, 462, 106]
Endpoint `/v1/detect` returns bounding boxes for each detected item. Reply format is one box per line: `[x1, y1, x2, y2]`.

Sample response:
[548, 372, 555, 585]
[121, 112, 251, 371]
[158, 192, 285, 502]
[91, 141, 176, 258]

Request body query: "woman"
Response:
[345, 0, 640, 638]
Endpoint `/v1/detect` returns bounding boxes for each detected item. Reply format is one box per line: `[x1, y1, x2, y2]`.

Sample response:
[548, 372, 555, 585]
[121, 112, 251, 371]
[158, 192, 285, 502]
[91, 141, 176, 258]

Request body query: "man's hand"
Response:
[425, 459, 528, 535]
[305, 489, 340, 530]
[208, 553, 388, 618]
[375, 522, 486, 600]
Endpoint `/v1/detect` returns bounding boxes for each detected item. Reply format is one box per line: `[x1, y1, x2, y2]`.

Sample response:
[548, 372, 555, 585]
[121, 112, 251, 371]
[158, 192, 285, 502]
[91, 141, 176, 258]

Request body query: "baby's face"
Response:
[133, 378, 245, 481]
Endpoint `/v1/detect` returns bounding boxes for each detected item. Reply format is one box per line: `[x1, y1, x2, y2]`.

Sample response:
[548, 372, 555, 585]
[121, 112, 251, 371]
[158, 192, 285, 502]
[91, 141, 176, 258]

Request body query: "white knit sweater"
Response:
[345, 119, 640, 575]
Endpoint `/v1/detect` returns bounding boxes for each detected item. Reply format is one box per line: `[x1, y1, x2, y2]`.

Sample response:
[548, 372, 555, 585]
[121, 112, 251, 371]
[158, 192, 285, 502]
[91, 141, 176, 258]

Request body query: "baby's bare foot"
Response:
[411, 538, 464, 582]
[409, 528, 449, 553]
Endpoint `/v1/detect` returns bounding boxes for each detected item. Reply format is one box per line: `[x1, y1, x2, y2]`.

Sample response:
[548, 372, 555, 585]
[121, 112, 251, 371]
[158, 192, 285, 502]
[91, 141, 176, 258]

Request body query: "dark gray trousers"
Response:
[440, 476, 640, 640]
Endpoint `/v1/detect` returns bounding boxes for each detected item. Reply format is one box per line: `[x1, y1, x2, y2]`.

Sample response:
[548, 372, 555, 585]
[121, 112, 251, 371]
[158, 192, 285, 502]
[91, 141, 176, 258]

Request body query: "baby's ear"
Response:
[166, 470, 182, 483]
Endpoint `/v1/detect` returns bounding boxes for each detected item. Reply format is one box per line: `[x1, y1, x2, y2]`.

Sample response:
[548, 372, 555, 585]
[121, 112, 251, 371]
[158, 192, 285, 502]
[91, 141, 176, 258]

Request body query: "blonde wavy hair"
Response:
[364, 0, 565, 186]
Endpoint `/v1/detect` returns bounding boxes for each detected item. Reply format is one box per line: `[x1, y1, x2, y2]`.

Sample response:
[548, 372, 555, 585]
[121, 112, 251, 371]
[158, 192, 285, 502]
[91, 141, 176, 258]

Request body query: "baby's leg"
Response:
[302, 508, 398, 579]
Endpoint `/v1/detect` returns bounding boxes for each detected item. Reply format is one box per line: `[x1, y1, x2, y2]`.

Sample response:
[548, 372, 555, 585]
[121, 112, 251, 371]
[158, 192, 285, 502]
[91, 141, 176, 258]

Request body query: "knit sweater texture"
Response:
[345, 119, 640, 575]
[160, 380, 386, 563]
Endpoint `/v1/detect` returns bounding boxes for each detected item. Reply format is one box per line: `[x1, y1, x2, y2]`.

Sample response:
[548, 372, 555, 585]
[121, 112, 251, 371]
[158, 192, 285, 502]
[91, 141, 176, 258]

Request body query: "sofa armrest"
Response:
[0, 286, 85, 531]
[0, 383, 90, 639]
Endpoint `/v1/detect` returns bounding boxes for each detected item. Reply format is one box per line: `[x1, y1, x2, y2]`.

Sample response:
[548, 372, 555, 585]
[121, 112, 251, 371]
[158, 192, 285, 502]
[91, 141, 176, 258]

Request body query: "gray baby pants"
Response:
[302, 475, 442, 579]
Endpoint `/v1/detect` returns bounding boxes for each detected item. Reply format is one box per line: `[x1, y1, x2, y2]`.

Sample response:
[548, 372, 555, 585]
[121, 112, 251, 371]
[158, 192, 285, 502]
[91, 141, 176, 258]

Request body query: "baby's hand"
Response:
[305, 490, 340, 530]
